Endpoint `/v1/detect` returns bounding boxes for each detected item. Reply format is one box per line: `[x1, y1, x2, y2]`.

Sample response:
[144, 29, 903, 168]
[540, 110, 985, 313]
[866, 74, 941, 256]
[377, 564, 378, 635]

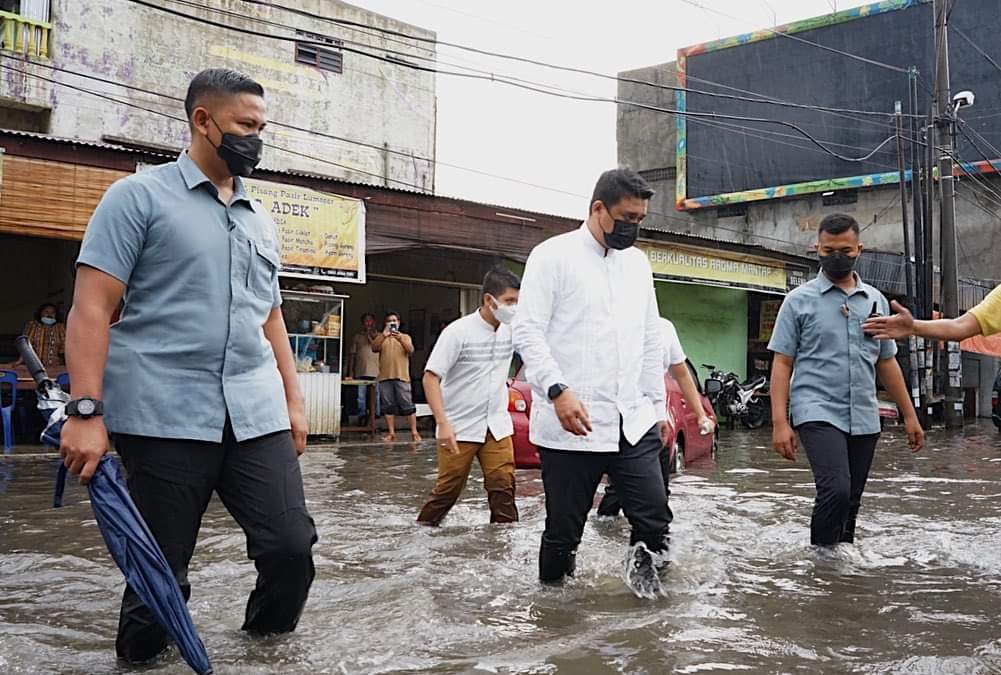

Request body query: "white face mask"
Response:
[40, 316, 57, 326]
[490, 297, 517, 325]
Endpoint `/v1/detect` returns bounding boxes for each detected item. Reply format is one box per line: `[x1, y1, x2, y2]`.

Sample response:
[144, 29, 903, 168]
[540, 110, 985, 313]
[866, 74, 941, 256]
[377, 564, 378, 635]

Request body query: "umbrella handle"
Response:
[53, 462, 68, 508]
[15, 336, 50, 386]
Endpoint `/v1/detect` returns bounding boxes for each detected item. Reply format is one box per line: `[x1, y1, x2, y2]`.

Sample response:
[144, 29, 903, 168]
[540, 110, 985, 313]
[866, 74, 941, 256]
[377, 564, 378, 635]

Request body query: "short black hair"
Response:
[360, 313, 375, 323]
[34, 303, 59, 323]
[184, 68, 265, 121]
[385, 311, 400, 322]
[591, 167, 654, 210]
[481, 265, 521, 300]
[818, 213, 860, 237]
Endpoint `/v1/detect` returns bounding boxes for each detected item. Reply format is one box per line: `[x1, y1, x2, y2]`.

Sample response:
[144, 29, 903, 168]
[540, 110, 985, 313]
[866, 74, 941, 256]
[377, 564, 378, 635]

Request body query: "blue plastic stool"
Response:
[1, 370, 16, 453]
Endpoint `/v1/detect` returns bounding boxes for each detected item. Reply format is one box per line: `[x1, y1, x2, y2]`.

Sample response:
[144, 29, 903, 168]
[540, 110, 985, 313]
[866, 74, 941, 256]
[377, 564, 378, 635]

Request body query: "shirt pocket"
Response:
[247, 239, 280, 301]
[855, 318, 881, 362]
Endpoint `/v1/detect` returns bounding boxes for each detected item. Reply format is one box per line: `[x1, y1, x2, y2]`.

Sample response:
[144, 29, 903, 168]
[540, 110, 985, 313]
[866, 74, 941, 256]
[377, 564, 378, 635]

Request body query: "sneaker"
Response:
[624, 541, 664, 599]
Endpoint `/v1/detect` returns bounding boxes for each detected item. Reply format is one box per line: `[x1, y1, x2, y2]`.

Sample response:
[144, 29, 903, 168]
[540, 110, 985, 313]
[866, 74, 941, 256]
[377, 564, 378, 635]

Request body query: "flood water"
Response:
[2, 423, 1001, 674]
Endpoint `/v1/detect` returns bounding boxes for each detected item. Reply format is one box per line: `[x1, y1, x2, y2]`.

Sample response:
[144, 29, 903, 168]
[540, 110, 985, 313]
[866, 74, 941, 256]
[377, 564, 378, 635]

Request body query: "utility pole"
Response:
[895, 100, 920, 417]
[934, 0, 963, 427]
[908, 69, 930, 426]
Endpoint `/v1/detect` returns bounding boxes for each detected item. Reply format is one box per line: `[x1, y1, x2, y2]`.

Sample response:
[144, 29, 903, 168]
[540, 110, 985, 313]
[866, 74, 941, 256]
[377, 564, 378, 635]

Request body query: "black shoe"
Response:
[539, 540, 577, 583]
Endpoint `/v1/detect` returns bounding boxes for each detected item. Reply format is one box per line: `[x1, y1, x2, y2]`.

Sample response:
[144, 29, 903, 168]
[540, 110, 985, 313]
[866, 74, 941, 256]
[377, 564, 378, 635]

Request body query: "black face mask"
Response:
[818, 251, 858, 280]
[210, 117, 263, 177]
[602, 206, 639, 250]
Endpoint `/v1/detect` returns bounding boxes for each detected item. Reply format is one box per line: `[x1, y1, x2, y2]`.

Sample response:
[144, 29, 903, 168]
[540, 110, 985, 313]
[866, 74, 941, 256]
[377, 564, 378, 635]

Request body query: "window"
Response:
[294, 30, 342, 74]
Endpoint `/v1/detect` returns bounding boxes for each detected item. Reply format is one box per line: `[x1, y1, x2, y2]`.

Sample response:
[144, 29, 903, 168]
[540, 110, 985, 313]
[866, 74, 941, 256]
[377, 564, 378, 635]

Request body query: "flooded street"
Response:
[2, 423, 1001, 674]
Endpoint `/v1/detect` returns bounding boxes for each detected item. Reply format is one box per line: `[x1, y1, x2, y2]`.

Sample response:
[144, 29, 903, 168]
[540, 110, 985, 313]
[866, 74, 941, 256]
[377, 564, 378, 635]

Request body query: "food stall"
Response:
[244, 178, 366, 438]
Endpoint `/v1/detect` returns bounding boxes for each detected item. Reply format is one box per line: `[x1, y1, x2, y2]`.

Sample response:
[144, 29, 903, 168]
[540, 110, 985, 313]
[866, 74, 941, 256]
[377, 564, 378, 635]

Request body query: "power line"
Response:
[1, 56, 610, 199]
[0, 60, 432, 191]
[241, 0, 923, 121]
[123, 0, 906, 165]
[677, 0, 911, 74]
[950, 24, 1001, 76]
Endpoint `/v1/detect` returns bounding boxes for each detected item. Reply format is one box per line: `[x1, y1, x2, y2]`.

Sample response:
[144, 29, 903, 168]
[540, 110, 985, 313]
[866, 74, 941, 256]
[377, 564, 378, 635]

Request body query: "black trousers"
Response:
[113, 423, 318, 663]
[596, 442, 674, 525]
[797, 421, 879, 546]
[538, 425, 670, 582]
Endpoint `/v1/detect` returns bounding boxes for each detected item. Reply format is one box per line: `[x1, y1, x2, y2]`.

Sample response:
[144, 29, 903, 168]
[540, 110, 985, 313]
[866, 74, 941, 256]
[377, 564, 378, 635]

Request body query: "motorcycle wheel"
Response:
[741, 401, 767, 430]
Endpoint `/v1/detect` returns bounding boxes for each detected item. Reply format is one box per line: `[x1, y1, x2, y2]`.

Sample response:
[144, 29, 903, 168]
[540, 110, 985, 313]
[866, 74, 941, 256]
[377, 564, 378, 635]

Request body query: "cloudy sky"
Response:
[355, 0, 872, 217]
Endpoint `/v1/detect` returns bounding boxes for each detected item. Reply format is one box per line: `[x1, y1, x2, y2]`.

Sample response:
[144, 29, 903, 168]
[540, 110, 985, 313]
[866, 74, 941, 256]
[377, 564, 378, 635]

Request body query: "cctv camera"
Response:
[953, 90, 975, 110]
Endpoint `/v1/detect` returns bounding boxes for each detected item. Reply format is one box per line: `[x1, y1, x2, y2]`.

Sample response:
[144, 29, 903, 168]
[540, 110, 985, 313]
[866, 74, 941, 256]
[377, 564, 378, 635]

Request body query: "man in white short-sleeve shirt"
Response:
[417, 266, 521, 525]
[598, 317, 715, 518]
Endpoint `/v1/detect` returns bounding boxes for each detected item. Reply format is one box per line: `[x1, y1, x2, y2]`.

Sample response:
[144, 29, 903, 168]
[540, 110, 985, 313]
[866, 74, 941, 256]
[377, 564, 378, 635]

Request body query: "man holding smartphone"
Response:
[373, 311, 420, 443]
[514, 168, 671, 598]
[769, 213, 924, 547]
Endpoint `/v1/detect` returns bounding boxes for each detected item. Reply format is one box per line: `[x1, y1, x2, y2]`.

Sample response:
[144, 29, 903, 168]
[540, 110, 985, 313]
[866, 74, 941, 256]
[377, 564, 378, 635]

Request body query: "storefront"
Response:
[0, 129, 579, 437]
[638, 236, 815, 386]
[242, 177, 368, 438]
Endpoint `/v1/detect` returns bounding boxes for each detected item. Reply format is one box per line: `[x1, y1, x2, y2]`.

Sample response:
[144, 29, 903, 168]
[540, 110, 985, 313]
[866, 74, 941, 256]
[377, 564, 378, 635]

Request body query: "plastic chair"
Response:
[1, 370, 16, 453]
[56, 373, 70, 392]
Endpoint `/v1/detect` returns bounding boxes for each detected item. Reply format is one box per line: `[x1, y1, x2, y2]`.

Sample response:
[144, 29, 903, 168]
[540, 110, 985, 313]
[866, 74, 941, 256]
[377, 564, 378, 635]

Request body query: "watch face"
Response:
[77, 399, 96, 416]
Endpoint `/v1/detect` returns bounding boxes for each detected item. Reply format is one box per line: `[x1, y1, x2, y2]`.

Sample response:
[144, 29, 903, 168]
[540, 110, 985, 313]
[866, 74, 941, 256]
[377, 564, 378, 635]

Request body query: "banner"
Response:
[640, 242, 788, 292]
[244, 179, 366, 283]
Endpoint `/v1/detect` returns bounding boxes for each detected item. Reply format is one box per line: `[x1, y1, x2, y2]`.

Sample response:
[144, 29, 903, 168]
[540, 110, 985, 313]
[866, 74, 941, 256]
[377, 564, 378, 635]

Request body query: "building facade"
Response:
[0, 0, 437, 189]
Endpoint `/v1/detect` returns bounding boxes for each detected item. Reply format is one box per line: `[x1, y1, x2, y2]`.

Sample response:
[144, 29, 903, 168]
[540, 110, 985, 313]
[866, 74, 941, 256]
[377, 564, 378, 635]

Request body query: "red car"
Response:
[507, 359, 718, 472]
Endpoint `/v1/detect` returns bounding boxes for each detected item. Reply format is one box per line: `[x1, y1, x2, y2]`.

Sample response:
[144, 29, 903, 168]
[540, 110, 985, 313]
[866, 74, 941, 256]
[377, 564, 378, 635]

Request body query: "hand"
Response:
[904, 415, 925, 453]
[864, 300, 914, 339]
[698, 416, 715, 436]
[553, 389, 591, 436]
[60, 416, 109, 484]
[288, 398, 308, 456]
[657, 420, 672, 446]
[436, 421, 460, 454]
[772, 420, 797, 461]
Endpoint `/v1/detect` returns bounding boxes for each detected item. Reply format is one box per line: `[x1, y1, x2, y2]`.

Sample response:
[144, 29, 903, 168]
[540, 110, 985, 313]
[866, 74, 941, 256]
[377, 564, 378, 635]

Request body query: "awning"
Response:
[365, 234, 526, 262]
[962, 333, 1001, 358]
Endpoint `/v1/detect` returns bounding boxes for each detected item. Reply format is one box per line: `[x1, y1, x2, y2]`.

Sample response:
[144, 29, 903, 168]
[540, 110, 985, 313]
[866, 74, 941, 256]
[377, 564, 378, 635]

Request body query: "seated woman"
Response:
[18, 303, 67, 367]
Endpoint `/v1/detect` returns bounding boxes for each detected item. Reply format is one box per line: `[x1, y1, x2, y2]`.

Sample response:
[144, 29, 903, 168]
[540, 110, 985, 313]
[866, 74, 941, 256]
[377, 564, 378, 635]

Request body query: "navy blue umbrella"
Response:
[16, 337, 213, 674]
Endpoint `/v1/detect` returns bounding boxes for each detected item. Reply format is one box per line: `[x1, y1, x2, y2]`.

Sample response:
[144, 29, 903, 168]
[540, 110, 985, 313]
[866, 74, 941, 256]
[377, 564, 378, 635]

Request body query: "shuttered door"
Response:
[0, 155, 127, 240]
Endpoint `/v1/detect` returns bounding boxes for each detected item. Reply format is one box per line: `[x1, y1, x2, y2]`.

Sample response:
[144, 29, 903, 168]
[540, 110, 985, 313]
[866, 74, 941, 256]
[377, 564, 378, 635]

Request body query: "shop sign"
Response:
[640, 242, 787, 292]
[244, 179, 366, 283]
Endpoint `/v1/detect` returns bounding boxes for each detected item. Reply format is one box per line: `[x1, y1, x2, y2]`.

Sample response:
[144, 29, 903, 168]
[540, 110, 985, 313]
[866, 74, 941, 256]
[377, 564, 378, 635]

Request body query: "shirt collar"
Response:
[177, 151, 252, 207]
[475, 307, 499, 332]
[816, 271, 869, 297]
[578, 222, 609, 257]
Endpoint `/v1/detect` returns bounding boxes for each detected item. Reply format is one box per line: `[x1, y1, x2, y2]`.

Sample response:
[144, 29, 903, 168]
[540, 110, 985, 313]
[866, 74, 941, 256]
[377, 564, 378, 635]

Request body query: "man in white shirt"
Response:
[597, 318, 715, 519]
[417, 266, 521, 525]
[514, 168, 670, 598]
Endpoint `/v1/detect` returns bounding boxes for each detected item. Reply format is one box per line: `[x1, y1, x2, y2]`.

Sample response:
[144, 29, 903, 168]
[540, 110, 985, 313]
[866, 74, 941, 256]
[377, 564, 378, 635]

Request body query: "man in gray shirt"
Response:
[768, 213, 924, 547]
[60, 69, 316, 664]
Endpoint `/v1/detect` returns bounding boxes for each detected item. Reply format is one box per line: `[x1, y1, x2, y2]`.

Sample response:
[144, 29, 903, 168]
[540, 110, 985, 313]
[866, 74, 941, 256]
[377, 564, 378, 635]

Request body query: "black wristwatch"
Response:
[547, 383, 569, 401]
[66, 397, 104, 419]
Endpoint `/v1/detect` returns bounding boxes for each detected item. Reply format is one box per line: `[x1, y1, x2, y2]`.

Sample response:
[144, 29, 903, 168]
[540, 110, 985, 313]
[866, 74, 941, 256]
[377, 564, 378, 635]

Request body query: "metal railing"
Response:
[0, 10, 51, 58]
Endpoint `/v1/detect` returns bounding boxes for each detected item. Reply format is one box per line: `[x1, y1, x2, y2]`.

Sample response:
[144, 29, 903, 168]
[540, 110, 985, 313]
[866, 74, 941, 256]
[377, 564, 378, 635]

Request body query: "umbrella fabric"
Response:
[83, 456, 213, 674]
[39, 382, 212, 673]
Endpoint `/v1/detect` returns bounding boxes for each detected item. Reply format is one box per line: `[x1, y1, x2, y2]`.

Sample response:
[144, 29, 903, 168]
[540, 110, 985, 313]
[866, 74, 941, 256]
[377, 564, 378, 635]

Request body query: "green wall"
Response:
[655, 282, 748, 383]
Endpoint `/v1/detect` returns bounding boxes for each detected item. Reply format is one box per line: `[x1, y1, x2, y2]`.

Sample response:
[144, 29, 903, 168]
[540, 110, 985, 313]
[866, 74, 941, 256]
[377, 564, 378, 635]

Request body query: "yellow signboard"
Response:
[640, 242, 787, 292]
[244, 179, 366, 283]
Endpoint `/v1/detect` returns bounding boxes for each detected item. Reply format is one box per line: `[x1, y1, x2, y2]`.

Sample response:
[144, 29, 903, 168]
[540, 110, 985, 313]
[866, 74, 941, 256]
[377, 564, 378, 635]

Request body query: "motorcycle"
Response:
[702, 364, 768, 430]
